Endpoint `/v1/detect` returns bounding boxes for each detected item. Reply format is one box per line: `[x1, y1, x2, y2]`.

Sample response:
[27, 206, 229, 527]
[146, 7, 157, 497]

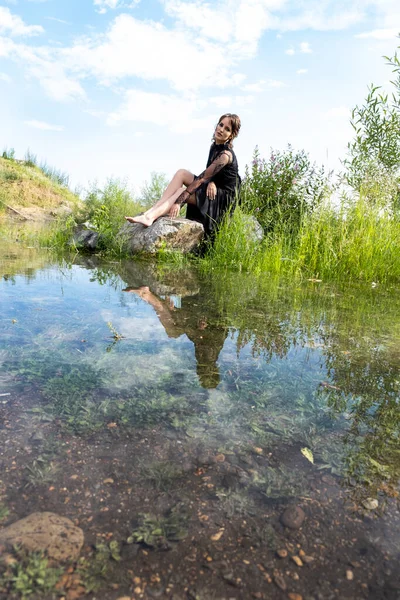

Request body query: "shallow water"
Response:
[0, 244, 399, 599]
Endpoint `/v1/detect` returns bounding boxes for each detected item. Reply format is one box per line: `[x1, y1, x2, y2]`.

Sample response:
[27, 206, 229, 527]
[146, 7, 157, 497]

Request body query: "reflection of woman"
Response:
[124, 286, 227, 388]
[125, 114, 241, 237]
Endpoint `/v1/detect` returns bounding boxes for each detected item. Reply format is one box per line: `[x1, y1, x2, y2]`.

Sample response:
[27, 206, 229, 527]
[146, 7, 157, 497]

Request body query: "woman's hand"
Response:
[168, 203, 180, 218]
[206, 182, 217, 200]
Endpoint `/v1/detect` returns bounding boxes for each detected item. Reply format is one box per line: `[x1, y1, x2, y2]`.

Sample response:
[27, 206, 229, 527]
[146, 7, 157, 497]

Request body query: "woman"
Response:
[125, 113, 241, 237]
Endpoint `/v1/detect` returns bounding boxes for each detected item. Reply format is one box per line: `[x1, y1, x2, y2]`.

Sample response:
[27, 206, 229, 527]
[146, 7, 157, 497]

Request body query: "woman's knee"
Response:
[175, 169, 194, 186]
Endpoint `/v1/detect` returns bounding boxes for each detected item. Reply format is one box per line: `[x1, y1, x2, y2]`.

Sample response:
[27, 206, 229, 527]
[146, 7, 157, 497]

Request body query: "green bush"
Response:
[1, 147, 15, 161]
[241, 145, 330, 235]
[344, 38, 400, 212]
[138, 171, 169, 209]
[83, 178, 142, 254]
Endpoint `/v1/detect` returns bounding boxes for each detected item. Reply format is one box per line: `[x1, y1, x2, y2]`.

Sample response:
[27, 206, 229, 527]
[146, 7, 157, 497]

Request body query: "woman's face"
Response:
[214, 117, 232, 144]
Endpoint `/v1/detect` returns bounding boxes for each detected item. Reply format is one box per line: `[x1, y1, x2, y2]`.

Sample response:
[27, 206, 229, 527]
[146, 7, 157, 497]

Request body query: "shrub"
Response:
[241, 145, 330, 235]
[139, 171, 169, 209]
[83, 178, 142, 254]
[24, 149, 38, 168]
[1, 147, 15, 160]
[39, 160, 70, 187]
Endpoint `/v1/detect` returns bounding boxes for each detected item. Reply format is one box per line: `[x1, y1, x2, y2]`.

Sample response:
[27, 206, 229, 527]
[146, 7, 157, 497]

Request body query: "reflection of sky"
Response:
[0, 262, 330, 395]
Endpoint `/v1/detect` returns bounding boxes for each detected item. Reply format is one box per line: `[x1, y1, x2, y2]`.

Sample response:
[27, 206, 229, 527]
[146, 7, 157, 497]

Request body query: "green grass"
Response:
[202, 196, 400, 283]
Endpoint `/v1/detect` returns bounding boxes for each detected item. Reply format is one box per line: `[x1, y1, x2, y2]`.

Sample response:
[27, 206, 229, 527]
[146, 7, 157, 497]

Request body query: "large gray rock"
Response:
[70, 224, 100, 251]
[118, 217, 204, 255]
[242, 215, 264, 242]
[0, 512, 84, 561]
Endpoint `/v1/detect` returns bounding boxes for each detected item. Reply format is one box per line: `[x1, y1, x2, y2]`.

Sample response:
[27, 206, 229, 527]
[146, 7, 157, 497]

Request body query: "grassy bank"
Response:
[0, 152, 81, 220]
[202, 197, 400, 283]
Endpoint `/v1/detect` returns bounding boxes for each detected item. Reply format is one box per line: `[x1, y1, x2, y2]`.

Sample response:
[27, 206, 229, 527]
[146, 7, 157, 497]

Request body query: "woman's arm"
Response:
[175, 150, 232, 205]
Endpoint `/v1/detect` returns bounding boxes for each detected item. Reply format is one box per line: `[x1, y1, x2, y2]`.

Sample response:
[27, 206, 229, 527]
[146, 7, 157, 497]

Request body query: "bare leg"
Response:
[125, 169, 195, 223]
[126, 187, 197, 226]
[158, 169, 195, 205]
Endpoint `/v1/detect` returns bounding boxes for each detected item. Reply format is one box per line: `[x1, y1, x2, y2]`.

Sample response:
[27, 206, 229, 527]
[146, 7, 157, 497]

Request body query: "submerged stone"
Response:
[280, 505, 305, 529]
[118, 217, 204, 255]
[0, 512, 84, 561]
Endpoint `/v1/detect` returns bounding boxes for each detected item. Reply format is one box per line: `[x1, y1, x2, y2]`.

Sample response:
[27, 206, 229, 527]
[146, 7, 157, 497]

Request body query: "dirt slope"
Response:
[0, 156, 82, 222]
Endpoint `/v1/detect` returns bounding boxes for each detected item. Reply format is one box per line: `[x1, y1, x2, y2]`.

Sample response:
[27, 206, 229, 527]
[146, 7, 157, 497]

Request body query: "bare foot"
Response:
[123, 286, 151, 300]
[125, 215, 153, 227]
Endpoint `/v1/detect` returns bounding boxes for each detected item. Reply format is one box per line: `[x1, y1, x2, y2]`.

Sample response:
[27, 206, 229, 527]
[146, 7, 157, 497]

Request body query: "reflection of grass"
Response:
[140, 461, 185, 491]
[216, 488, 255, 517]
[260, 466, 309, 500]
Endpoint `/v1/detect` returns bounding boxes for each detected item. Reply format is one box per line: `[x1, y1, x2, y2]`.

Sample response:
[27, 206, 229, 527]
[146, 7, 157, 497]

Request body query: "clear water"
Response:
[1, 244, 399, 599]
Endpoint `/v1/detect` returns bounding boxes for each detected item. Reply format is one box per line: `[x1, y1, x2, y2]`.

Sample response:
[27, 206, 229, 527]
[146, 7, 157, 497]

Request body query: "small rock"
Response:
[346, 570, 354, 581]
[222, 573, 240, 587]
[215, 454, 226, 462]
[288, 594, 303, 600]
[280, 506, 306, 529]
[210, 530, 224, 541]
[103, 478, 114, 484]
[291, 556, 303, 567]
[0, 512, 84, 561]
[362, 498, 378, 510]
[302, 555, 314, 564]
[277, 549, 288, 558]
[274, 575, 287, 591]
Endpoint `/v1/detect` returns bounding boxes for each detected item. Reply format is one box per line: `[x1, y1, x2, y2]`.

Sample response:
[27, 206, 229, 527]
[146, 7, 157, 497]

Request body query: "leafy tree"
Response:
[344, 36, 400, 210]
[139, 171, 169, 208]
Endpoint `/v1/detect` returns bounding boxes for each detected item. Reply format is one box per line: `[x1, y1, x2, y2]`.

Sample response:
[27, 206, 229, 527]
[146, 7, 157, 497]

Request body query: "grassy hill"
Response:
[0, 153, 82, 222]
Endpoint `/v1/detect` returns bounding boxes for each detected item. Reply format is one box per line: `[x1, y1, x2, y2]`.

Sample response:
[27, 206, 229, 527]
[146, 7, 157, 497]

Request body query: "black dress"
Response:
[176, 142, 241, 237]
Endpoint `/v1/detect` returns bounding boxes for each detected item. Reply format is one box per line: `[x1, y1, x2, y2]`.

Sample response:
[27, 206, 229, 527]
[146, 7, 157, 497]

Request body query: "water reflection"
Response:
[123, 285, 228, 388]
[0, 249, 400, 598]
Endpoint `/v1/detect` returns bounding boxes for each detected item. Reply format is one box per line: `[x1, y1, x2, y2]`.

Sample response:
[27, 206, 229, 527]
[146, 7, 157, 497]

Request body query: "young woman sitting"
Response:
[125, 113, 241, 237]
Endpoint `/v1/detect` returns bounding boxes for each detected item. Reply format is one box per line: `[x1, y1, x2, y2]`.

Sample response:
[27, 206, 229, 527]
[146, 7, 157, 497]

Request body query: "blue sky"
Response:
[0, 0, 399, 194]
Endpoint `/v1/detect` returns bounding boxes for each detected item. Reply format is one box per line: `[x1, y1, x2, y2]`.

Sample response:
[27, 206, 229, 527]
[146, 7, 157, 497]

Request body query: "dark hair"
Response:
[215, 113, 241, 147]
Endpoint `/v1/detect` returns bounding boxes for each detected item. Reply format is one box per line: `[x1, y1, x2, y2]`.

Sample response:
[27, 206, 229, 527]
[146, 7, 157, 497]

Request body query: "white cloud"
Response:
[285, 47, 295, 55]
[355, 28, 399, 40]
[242, 80, 266, 92]
[45, 17, 71, 25]
[94, 0, 140, 14]
[0, 7, 44, 37]
[0, 72, 11, 82]
[300, 41, 312, 53]
[106, 89, 212, 132]
[275, 3, 365, 32]
[324, 106, 350, 118]
[296, 68, 308, 75]
[163, 0, 285, 59]
[0, 37, 87, 101]
[62, 14, 230, 92]
[210, 94, 254, 108]
[267, 79, 285, 87]
[24, 119, 64, 131]
[209, 95, 232, 109]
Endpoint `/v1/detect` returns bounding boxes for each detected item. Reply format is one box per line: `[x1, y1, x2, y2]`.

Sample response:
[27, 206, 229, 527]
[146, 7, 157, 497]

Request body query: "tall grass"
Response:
[23, 149, 70, 187]
[202, 196, 400, 283]
[295, 196, 400, 281]
[82, 178, 143, 255]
